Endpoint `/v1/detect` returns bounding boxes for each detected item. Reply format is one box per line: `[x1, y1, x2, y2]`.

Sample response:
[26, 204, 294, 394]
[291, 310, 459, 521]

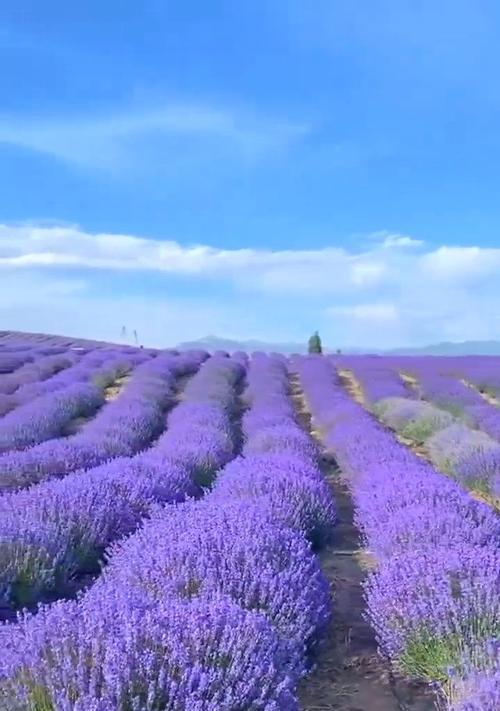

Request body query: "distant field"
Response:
[0, 331, 498, 710]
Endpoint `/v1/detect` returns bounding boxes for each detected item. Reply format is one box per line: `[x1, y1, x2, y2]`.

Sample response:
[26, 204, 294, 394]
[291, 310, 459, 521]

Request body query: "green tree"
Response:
[308, 331, 323, 354]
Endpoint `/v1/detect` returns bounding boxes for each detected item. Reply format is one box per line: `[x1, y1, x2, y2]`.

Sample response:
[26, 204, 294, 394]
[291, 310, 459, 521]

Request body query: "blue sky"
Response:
[1, 1, 500, 347]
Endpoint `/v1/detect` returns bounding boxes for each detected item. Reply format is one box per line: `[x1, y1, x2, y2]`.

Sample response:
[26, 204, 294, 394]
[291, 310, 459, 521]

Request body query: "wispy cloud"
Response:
[0, 104, 309, 171]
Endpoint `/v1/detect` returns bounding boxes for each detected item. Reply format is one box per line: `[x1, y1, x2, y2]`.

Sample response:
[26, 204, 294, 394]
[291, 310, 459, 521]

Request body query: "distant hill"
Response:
[176, 335, 310, 354]
[177, 335, 500, 356]
[176, 335, 367, 354]
[386, 341, 500, 356]
[4, 331, 500, 357]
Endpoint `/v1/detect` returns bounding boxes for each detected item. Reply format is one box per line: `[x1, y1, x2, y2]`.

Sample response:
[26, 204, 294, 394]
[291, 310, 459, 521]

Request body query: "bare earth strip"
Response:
[459, 377, 500, 407]
[104, 373, 131, 401]
[399, 372, 419, 391]
[290, 377, 435, 711]
[337, 368, 365, 406]
[62, 373, 133, 436]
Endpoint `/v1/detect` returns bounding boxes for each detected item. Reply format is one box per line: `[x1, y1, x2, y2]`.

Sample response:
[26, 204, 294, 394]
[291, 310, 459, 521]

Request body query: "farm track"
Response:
[291, 377, 436, 711]
[337, 368, 365, 406]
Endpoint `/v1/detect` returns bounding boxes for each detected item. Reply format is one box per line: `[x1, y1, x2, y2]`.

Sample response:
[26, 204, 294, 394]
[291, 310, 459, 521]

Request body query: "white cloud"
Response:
[0, 226, 390, 294]
[350, 261, 387, 286]
[1, 223, 500, 347]
[419, 246, 500, 281]
[380, 233, 424, 249]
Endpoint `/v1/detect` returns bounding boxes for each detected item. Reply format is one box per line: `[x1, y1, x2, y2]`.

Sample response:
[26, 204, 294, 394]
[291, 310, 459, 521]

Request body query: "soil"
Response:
[299, 467, 435, 711]
[395, 433, 428, 460]
[337, 369, 365, 406]
[104, 373, 131, 401]
[399, 372, 419, 392]
[59, 373, 133, 437]
[290, 375, 436, 711]
[460, 378, 500, 407]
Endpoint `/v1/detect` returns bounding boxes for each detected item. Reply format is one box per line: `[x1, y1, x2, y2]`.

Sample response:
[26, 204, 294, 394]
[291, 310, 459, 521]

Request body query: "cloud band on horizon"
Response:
[0, 223, 498, 348]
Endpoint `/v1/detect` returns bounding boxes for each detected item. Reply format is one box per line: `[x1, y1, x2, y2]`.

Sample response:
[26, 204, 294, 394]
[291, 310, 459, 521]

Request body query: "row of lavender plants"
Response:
[294, 355, 500, 711]
[0, 351, 197, 492]
[0, 351, 76, 396]
[452, 357, 500, 398]
[0, 348, 131, 417]
[406, 360, 500, 441]
[0, 383, 106, 453]
[0, 352, 240, 616]
[0, 353, 335, 709]
[339, 355, 413, 405]
[0, 352, 146, 453]
[0, 348, 41, 375]
[345, 358, 500, 501]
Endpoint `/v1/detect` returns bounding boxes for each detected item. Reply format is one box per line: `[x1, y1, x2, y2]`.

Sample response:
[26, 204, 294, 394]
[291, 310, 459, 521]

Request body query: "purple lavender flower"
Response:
[365, 544, 500, 682]
[0, 593, 298, 710]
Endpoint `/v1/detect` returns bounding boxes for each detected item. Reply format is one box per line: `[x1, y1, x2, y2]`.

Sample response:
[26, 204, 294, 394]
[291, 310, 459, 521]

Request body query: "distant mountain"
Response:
[7, 330, 499, 357]
[177, 336, 500, 356]
[386, 341, 500, 356]
[177, 335, 373, 354]
[176, 335, 312, 354]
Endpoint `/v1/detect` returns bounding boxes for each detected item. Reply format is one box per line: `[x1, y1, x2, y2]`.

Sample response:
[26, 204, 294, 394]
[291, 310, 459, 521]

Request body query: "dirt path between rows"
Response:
[460, 377, 500, 407]
[337, 368, 365, 406]
[104, 373, 131, 401]
[290, 376, 436, 711]
[62, 373, 133, 436]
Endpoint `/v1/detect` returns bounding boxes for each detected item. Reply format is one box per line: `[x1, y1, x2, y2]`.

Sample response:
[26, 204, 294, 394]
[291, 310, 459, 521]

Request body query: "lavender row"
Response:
[0, 348, 42, 375]
[0, 348, 139, 417]
[375, 396, 500, 499]
[375, 396, 455, 442]
[0, 383, 105, 454]
[0, 353, 240, 615]
[407, 362, 500, 442]
[0, 351, 70, 368]
[0, 352, 201, 492]
[0, 354, 335, 709]
[0, 350, 140, 456]
[339, 355, 413, 405]
[293, 355, 500, 710]
[457, 358, 500, 398]
[346, 355, 500, 498]
[0, 351, 77, 397]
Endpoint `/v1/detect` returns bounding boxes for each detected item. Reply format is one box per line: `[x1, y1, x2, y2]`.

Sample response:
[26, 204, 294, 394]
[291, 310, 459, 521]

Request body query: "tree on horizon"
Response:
[308, 331, 323, 354]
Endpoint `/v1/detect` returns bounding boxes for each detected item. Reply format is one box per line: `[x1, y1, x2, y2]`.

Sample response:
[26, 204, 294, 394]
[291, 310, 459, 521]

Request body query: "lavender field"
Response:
[0, 331, 498, 711]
